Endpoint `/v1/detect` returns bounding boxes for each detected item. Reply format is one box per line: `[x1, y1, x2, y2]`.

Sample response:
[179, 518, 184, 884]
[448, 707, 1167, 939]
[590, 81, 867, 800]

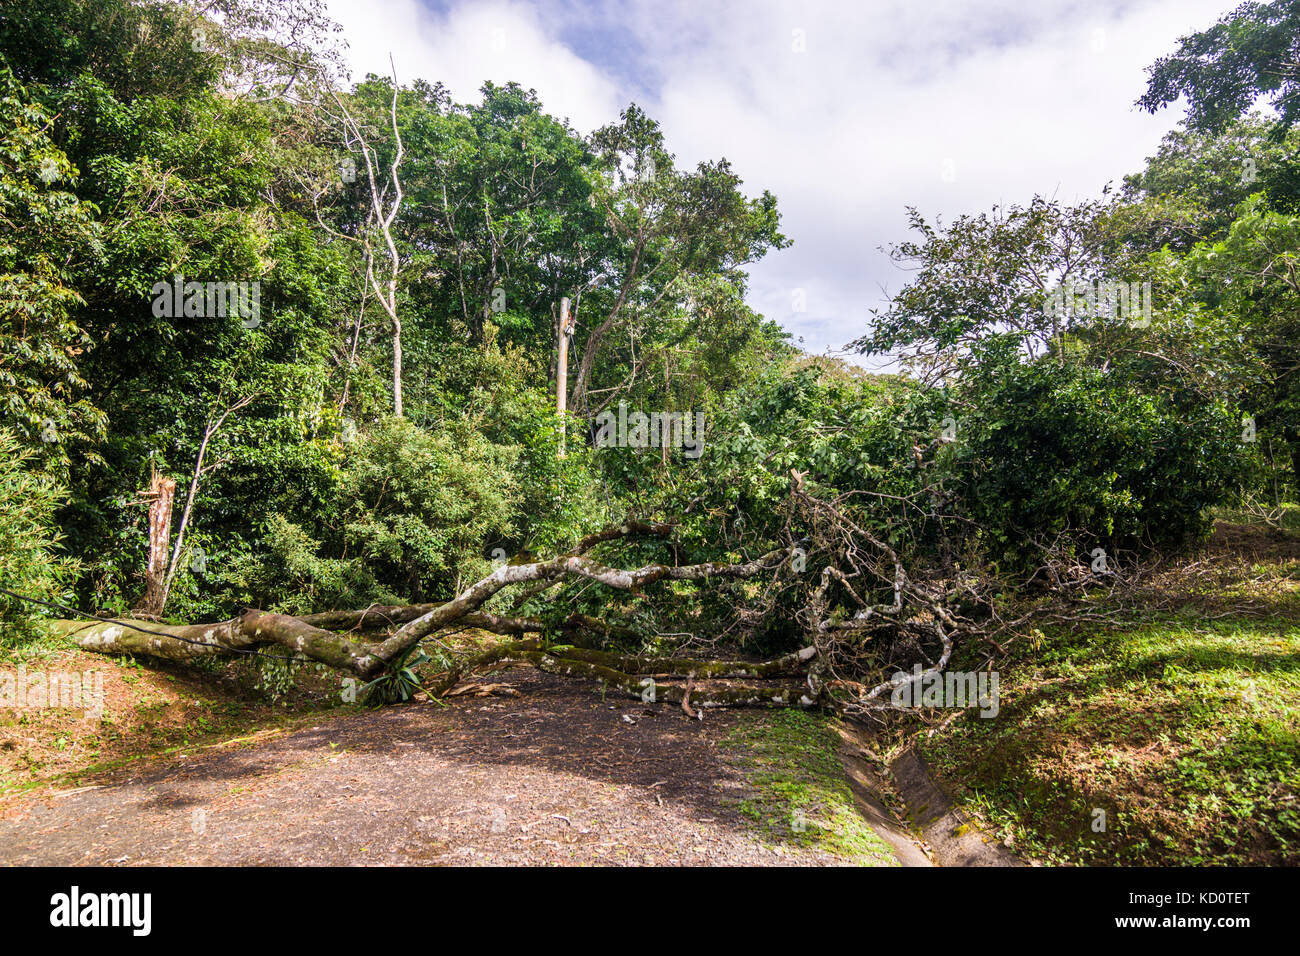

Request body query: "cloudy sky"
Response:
[322, 0, 1233, 368]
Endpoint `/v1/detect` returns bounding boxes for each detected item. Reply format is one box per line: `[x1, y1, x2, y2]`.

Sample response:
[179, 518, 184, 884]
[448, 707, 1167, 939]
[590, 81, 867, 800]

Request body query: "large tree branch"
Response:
[70, 522, 790, 691]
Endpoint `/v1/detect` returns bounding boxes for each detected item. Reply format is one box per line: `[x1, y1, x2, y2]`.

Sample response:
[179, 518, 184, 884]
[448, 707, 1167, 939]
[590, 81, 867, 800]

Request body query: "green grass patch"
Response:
[721, 709, 897, 865]
[918, 614, 1300, 864]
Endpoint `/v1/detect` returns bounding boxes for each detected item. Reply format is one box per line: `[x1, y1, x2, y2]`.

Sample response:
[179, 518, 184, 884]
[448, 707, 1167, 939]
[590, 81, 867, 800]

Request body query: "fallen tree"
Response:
[62, 478, 1005, 714]
[61, 516, 823, 709]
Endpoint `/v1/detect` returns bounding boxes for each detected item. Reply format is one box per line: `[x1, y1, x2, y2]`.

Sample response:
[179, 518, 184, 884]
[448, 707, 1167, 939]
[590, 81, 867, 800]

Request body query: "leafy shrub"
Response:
[0, 430, 77, 648]
[412, 335, 609, 555]
[338, 417, 519, 601]
[217, 515, 399, 617]
[952, 359, 1248, 566]
[360, 645, 431, 705]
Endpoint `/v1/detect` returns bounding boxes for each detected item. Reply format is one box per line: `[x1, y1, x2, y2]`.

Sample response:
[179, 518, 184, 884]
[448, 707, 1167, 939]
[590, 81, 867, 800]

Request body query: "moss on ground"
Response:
[721, 709, 897, 865]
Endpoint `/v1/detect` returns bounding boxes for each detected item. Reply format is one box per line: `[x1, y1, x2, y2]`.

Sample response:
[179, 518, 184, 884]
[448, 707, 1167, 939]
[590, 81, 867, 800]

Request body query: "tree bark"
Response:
[136, 468, 175, 619]
[60, 611, 385, 678]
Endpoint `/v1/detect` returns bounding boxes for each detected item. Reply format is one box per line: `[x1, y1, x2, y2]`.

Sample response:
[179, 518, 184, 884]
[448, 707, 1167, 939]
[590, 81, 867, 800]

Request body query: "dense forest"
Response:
[0, 0, 1297, 734]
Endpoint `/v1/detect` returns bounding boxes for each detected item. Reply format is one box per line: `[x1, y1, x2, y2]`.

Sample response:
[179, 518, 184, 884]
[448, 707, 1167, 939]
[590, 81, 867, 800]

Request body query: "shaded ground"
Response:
[0, 666, 886, 866]
[0, 646, 363, 787]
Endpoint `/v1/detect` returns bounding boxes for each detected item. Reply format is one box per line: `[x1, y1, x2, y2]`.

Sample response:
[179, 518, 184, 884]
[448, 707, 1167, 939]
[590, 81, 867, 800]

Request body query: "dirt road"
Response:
[0, 668, 882, 866]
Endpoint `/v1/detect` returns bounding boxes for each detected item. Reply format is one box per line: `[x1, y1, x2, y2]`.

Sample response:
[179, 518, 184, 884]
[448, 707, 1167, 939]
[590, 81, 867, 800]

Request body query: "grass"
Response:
[0, 618, 80, 665]
[721, 709, 897, 865]
[913, 523, 1300, 865]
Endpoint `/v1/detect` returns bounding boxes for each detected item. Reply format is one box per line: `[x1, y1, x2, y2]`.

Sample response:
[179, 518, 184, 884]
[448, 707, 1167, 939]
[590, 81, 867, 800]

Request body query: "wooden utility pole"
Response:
[556, 296, 572, 459]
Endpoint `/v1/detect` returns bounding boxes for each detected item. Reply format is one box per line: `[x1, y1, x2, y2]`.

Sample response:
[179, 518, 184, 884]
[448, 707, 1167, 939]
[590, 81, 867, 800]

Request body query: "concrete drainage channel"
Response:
[836, 724, 1023, 867]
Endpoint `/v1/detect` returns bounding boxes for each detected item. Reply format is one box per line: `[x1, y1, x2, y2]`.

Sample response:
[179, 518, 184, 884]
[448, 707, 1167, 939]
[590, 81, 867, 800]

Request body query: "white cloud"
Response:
[325, 0, 622, 132]
[638, 0, 1234, 362]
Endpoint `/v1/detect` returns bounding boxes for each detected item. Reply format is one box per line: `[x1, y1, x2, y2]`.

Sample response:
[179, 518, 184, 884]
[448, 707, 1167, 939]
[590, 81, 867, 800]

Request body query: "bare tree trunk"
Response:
[556, 296, 571, 458]
[570, 237, 643, 416]
[392, 307, 403, 418]
[136, 467, 175, 619]
[309, 57, 407, 417]
[338, 276, 368, 415]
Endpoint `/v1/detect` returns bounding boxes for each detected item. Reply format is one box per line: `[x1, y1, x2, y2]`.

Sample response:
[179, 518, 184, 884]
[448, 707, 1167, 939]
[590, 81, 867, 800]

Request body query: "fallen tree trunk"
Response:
[422, 639, 818, 710]
[522, 650, 817, 709]
[544, 644, 817, 679]
[372, 546, 789, 661]
[60, 610, 386, 677]
[296, 605, 542, 637]
[59, 613, 823, 711]
[64, 520, 798, 702]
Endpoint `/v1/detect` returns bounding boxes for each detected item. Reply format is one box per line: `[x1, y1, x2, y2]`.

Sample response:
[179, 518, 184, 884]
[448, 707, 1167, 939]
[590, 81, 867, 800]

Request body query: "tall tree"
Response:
[1139, 0, 1300, 138]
